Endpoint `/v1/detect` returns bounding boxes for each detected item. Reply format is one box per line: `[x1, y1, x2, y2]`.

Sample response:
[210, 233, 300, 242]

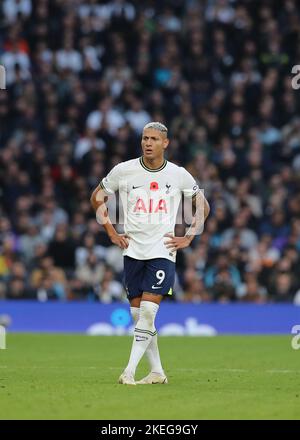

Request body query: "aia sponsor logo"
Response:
[133, 198, 167, 213]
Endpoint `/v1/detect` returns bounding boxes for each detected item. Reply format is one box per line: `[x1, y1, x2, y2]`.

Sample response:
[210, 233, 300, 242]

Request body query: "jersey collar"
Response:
[139, 156, 167, 172]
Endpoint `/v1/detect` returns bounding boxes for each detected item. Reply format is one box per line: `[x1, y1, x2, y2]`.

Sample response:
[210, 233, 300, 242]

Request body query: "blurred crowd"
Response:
[1, 0, 300, 304]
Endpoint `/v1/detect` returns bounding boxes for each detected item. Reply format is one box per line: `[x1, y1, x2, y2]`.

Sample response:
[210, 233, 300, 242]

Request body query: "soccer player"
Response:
[90, 122, 210, 385]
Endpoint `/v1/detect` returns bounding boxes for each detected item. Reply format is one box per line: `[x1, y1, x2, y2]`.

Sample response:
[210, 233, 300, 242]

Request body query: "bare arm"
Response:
[185, 191, 210, 242]
[164, 191, 210, 252]
[90, 186, 130, 249]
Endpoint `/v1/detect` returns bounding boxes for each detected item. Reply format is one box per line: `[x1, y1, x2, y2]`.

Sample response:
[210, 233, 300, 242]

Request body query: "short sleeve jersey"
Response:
[100, 157, 199, 262]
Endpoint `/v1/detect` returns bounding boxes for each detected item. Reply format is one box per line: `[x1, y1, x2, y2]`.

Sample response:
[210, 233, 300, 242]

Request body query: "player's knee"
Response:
[139, 301, 159, 328]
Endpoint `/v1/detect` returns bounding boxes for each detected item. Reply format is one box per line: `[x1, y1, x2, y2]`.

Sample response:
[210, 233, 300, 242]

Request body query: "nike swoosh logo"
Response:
[151, 285, 162, 289]
[132, 185, 143, 189]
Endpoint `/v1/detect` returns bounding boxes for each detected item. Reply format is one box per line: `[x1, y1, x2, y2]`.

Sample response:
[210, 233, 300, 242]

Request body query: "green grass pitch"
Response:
[0, 334, 299, 420]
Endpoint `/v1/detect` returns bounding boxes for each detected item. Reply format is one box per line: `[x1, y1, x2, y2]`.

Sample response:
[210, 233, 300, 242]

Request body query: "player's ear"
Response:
[163, 138, 169, 149]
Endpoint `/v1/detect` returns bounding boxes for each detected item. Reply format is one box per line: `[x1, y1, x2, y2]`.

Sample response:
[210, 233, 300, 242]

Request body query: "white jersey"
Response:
[99, 157, 199, 262]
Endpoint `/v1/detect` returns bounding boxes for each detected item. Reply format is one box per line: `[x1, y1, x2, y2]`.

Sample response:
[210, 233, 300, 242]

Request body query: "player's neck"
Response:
[142, 156, 165, 170]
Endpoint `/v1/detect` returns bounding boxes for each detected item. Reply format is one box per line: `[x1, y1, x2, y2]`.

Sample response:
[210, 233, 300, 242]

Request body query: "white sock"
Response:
[147, 333, 164, 375]
[125, 301, 159, 376]
[130, 306, 164, 375]
[130, 307, 139, 325]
